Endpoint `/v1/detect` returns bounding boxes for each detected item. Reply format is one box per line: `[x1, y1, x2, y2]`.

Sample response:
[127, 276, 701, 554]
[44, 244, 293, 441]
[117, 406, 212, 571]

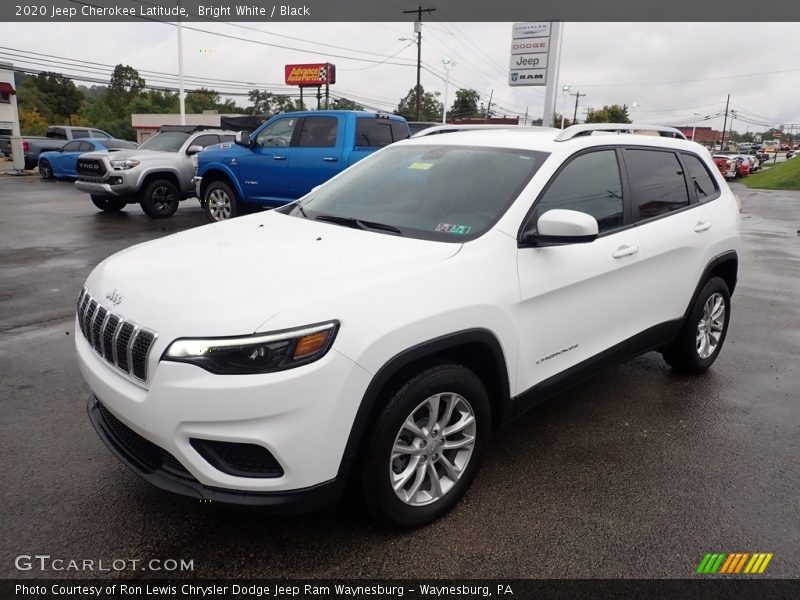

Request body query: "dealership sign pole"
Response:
[509, 21, 562, 127]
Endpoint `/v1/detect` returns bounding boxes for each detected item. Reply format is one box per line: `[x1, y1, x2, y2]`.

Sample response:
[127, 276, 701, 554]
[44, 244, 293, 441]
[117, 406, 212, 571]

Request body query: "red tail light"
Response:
[22, 141, 29, 152]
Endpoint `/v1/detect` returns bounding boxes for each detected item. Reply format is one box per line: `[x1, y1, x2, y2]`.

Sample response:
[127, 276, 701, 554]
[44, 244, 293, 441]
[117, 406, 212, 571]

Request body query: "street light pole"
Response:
[177, 0, 185, 125]
[441, 57, 454, 124]
[691, 111, 702, 141]
[561, 85, 570, 129]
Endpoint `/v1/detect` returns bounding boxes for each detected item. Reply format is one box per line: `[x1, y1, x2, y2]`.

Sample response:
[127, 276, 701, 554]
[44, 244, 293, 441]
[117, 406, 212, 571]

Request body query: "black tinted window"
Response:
[62, 141, 82, 152]
[355, 119, 395, 147]
[220, 135, 235, 143]
[192, 134, 220, 148]
[625, 149, 689, 220]
[78, 141, 94, 152]
[72, 129, 90, 139]
[391, 121, 410, 142]
[297, 117, 338, 148]
[683, 153, 718, 201]
[533, 150, 624, 233]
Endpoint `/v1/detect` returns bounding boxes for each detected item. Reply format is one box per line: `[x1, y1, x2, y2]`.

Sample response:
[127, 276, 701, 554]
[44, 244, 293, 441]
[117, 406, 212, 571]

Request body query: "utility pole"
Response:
[403, 5, 436, 121]
[571, 90, 586, 124]
[728, 109, 736, 145]
[523, 107, 528, 127]
[485, 89, 494, 123]
[720, 93, 730, 151]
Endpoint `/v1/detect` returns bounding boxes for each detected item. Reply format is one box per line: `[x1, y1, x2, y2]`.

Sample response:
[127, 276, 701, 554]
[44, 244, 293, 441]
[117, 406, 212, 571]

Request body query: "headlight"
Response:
[162, 321, 339, 374]
[111, 159, 140, 170]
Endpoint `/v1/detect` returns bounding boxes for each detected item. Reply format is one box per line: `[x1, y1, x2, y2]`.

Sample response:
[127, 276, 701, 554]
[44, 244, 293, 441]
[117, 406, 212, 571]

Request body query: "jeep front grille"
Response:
[77, 289, 158, 382]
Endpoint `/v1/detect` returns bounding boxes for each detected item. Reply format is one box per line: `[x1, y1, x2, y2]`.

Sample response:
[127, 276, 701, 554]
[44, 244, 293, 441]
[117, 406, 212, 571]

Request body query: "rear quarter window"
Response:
[682, 153, 719, 202]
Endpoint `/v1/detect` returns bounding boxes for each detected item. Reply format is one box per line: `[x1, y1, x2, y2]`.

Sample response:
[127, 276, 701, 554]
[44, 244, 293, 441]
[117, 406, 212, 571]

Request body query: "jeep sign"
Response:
[510, 53, 547, 70]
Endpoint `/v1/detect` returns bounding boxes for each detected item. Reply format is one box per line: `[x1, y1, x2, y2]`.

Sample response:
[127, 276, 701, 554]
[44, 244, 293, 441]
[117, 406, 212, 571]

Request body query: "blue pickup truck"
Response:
[195, 110, 410, 222]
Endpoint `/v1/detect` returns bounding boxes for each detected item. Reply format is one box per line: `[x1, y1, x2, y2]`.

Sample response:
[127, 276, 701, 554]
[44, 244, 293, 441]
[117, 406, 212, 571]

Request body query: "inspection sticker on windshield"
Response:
[408, 162, 434, 170]
[436, 223, 471, 235]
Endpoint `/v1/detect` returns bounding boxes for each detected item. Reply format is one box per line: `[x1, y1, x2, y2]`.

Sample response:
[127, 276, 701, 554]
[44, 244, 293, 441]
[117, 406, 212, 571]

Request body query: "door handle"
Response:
[612, 244, 639, 259]
[694, 221, 712, 232]
[323, 157, 338, 162]
[272, 155, 286, 161]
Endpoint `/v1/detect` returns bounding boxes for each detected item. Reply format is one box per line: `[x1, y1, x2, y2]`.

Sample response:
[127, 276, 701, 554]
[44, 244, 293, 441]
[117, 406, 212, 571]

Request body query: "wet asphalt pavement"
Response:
[0, 174, 798, 580]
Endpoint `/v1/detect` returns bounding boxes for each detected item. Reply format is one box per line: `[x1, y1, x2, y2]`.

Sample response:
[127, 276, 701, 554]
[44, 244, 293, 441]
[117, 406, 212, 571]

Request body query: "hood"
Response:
[85, 211, 461, 337]
[80, 149, 173, 162]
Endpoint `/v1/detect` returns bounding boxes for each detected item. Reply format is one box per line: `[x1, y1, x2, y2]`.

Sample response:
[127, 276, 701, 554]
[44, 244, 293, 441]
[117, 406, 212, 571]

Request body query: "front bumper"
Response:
[87, 396, 343, 511]
[76, 326, 372, 504]
[75, 173, 140, 197]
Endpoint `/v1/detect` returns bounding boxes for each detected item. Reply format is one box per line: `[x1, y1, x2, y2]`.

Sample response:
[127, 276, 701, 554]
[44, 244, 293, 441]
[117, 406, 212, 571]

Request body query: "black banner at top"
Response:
[2, 0, 800, 22]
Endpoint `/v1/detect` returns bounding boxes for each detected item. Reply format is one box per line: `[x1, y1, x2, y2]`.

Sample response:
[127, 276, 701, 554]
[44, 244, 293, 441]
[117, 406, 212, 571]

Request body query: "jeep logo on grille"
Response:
[105, 289, 123, 306]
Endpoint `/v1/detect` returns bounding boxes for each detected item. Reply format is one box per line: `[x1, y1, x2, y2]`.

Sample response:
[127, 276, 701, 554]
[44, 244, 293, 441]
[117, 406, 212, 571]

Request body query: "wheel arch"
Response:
[140, 170, 182, 195]
[199, 167, 243, 202]
[684, 250, 738, 321]
[337, 329, 511, 481]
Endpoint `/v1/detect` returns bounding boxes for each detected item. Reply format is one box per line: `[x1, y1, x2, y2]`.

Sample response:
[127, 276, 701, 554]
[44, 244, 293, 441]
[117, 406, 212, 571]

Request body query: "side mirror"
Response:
[234, 131, 251, 147]
[520, 209, 599, 246]
[185, 145, 203, 155]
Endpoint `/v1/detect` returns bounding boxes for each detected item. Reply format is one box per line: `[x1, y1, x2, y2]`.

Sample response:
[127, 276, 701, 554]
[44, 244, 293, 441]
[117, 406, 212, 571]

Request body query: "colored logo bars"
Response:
[696, 552, 773, 574]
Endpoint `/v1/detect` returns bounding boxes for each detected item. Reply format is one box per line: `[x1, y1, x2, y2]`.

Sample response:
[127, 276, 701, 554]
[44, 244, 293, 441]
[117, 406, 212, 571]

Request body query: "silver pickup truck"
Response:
[74, 126, 235, 218]
[1, 125, 113, 168]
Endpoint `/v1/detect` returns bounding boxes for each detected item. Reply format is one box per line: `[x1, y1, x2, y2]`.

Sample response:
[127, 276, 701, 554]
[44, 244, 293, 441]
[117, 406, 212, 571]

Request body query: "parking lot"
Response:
[1, 174, 798, 579]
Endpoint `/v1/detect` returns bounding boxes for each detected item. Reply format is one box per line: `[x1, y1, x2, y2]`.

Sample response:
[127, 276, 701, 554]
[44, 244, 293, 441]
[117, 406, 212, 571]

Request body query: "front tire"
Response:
[38, 159, 54, 180]
[662, 277, 731, 373]
[360, 364, 490, 528]
[90, 195, 127, 212]
[203, 180, 239, 222]
[140, 179, 179, 218]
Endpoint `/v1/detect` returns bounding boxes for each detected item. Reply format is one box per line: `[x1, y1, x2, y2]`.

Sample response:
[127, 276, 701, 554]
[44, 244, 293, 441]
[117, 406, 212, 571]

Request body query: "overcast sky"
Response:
[1, 21, 799, 133]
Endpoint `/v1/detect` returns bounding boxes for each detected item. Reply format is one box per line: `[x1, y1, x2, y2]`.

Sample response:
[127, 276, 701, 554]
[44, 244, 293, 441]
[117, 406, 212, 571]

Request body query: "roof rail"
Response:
[158, 124, 222, 134]
[554, 124, 687, 142]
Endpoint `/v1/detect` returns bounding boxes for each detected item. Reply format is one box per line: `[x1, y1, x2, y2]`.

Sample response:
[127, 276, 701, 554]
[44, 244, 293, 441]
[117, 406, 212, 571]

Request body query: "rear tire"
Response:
[38, 159, 54, 180]
[203, 180, 239, 222]
[90, 195, 127, 212]
[360, 364, 490, 528]
[662, 277, 731, 374]
[140, 179, 179, 218]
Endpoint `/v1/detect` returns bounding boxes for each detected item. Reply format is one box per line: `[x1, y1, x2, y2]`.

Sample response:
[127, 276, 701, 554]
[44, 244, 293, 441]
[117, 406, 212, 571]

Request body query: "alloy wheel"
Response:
[207, 188, 232, 221]
[152, 186, 176, 213]
[389, 392, 476, 507]
[696, 292, 725, 359]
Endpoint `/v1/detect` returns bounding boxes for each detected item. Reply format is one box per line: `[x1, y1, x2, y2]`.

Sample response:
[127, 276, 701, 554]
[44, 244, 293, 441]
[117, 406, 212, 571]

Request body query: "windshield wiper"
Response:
[314, 214, 402, 235]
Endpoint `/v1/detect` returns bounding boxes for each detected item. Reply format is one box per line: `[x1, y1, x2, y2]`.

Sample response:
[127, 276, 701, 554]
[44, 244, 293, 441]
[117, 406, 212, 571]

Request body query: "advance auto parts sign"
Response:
[284, 63, 336, 86]
[509, 22, 549, 87]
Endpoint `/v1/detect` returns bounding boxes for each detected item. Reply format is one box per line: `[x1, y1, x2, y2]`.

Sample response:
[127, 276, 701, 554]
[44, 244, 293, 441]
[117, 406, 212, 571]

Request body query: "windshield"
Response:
[289, 144, 548, 242]
[104, 140, 138, 150]
[138, 132, 190, 152]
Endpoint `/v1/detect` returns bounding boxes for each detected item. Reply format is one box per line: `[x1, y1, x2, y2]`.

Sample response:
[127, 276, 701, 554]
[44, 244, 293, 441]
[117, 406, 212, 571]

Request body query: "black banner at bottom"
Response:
[4, 579, 799, 600]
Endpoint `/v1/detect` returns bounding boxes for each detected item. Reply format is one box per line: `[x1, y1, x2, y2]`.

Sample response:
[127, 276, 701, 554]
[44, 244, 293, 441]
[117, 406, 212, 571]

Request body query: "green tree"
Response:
[331, 97, 364, 110]
[16, 77, 55, 122]
[272, 94, 305, 113]
[19, 107, 48, 135]
[447, 88, 480, 120]
[247, 89, 274, 114]
[106, 64, 145, 118]
[80, 99, 135, 140]
[129, 90, 179, 114]
[33, 72, 83, 122]
[585, 104, 631, 124]
[394, 86, 442, 121]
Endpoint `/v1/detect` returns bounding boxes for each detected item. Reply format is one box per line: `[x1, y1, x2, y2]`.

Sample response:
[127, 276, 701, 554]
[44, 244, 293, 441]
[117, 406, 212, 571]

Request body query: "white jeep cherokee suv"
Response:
[76, 124, 740, 527]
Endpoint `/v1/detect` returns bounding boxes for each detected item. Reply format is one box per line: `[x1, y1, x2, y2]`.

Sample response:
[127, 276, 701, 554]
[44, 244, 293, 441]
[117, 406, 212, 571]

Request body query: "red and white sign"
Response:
[510, 38, 549, 55]
[284, 63, 336, 86]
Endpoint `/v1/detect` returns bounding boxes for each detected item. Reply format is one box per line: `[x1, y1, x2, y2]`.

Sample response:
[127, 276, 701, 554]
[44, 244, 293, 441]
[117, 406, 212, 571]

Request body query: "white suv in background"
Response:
[76, 124, 740, 527]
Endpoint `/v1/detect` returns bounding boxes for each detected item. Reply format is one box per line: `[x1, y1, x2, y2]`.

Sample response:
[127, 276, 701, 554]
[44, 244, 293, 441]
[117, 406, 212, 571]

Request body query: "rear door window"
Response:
[71, 129, 90, 139]
[355, 119, 394, 147]
[682, 153, 718, 202]
[62, 141, 83, 152]
[297, 117, 339, 148]
[624, 149, 690, 221]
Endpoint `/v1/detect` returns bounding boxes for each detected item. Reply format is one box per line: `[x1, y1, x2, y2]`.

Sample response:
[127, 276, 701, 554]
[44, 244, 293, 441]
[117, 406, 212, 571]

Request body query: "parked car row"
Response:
[712, 152, 763, 179]
[1, 125, 114, 169]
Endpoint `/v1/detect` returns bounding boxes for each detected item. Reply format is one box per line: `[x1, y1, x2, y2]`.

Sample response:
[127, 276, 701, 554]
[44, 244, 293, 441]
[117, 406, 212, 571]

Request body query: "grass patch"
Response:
[744, 157, 800, 191]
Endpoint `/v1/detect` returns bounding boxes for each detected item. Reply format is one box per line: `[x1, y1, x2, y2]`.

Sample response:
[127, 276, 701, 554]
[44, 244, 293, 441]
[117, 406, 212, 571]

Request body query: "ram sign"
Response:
[509, 22, 551, 86]
[284, 63, 336, 86]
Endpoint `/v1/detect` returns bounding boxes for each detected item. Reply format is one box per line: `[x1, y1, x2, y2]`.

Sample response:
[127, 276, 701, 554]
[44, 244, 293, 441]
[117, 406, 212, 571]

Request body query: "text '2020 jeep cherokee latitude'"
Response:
[76, 124, 740, 527]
